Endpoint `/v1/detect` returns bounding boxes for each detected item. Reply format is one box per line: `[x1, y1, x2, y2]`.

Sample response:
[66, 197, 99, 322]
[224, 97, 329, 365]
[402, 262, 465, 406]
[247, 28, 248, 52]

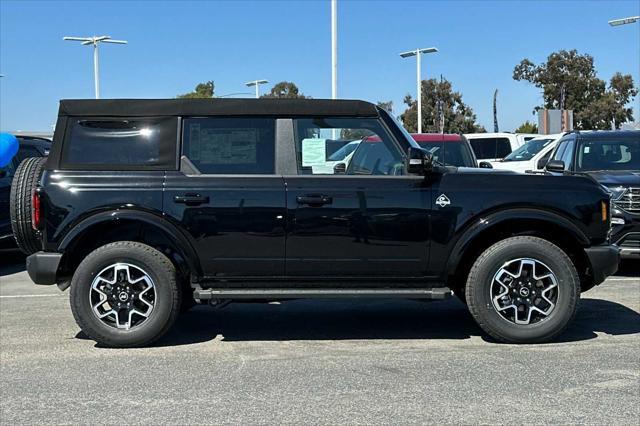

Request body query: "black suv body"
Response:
[0, 136, 50, 248]
[23, 99, 618, 347]
[546, 130, 640, 259]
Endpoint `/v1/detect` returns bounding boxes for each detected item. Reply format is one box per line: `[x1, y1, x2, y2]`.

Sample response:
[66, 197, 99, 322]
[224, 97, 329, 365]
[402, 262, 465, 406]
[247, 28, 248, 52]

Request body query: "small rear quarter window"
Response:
[62, 117, 177, 169]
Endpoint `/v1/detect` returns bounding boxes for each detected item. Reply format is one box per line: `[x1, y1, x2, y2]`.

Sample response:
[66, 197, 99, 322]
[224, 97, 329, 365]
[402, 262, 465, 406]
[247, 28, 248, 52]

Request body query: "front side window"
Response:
[62, 117, 177, 169]
[294, 117, 404, 175]
[559, 139, 575, 169]
[182, 117, 275, 174]
[577, 139, 640, 171]
[552, 140, 569, 162]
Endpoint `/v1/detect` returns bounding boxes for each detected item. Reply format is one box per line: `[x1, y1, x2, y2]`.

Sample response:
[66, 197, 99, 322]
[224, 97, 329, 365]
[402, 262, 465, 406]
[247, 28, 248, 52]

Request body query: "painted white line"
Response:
[0, 294, 65, 299]
[607, 277, 640, 282]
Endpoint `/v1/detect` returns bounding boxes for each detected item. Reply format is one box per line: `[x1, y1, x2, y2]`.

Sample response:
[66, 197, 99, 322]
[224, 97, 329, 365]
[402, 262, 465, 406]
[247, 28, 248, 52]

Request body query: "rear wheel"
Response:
[10, 157, 46, 254]
[70, 241, 181, 348]
[466, 236, 579, 343]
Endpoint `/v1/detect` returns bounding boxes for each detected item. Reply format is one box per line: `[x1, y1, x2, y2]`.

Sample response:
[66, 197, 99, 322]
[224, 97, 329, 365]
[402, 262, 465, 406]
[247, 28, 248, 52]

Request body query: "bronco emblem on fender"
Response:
[436, 194, 451, 208]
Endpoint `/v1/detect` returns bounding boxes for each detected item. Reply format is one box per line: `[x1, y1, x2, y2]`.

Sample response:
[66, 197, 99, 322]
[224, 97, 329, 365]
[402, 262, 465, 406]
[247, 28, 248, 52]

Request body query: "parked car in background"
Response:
[464, 132, 537, 164]
[545, 130, 640, 259]
[0, 135, 51, 249]
[411, 134, 478, 168]
[490, 134, 563, 173]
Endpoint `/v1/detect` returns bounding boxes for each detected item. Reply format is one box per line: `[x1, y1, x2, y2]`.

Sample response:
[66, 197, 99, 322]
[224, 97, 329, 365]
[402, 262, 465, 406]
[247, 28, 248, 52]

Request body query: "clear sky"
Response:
[1, 0, 638, 132]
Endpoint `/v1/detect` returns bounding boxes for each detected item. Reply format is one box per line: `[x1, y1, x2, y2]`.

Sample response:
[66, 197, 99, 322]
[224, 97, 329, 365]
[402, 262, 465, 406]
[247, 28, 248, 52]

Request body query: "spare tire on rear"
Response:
[10, 157, 47, 254]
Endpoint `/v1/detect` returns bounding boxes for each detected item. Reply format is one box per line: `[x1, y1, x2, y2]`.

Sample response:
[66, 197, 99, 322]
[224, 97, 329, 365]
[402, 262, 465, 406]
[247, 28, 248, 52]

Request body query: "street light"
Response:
[400, 47, 438, 134]
[331, 0, 338, 101]
[245, 80, 269, 98]
[63, 35, 128, 99]
[608, 16, 640, 26]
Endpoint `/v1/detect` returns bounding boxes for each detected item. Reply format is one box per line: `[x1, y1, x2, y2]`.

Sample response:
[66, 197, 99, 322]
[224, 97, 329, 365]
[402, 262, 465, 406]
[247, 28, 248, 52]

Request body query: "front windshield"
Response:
[417, 141, 475, 167]
[576, 138, 640, 171]
[503, 138, 553, 162]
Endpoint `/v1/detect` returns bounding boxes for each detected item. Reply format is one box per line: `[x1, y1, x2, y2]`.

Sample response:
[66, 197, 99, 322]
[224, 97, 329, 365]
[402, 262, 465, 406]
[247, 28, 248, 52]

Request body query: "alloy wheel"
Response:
[89, 263, 156, 330]
[490, 258, 559, 325]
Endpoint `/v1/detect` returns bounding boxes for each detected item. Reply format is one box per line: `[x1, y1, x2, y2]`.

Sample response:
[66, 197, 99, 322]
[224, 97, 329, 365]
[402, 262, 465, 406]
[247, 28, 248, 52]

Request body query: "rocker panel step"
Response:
[194, 287, 452, 300]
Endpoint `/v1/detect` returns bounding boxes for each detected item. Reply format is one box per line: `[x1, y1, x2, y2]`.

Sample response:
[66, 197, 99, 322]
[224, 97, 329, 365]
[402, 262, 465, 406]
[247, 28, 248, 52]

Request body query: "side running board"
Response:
[194, 287, 451, 301]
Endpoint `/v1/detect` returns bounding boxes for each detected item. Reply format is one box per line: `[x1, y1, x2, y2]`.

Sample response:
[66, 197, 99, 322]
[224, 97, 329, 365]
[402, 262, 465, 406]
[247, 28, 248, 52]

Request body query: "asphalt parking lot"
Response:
[1, 252, 638, 424]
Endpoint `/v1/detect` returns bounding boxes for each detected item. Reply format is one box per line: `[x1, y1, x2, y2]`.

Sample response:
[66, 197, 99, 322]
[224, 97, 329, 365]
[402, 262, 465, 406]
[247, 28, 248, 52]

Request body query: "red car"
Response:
[411, 133, 479, 168]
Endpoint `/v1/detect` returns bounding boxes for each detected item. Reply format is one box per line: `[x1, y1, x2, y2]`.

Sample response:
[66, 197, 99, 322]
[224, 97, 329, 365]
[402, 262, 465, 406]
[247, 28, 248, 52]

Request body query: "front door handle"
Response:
[174, 193, 210, 205]
[296, 195, 333, 206]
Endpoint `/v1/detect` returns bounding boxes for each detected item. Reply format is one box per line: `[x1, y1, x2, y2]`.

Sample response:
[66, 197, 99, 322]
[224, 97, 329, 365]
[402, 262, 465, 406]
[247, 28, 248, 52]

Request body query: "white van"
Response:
[464, 132, 538, 164]
[490, 134, 564, 173]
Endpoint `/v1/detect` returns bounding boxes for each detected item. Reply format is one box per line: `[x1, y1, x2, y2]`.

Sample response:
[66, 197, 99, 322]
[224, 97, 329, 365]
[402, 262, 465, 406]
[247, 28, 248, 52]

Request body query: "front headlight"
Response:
[601, 184, 627, 201]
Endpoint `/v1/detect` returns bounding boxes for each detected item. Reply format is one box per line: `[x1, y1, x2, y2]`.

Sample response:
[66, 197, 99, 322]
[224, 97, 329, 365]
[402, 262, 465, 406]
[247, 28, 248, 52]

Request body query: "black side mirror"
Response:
[545, 159, 565, 173]
[478, 161, 493, 169]
[537, 157, 549, 170]
[407, 147, 433, 175]
[333, 162, 346, 174]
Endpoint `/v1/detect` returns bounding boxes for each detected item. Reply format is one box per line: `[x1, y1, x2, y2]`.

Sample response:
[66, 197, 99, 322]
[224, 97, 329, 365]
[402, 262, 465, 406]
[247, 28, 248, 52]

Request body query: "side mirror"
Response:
[333, 162, 346, 174]
[537, 157, 549, 170]
[478, 161, 493, 169]
[545, 159, 565, 173]
[407, 147, 433, 175]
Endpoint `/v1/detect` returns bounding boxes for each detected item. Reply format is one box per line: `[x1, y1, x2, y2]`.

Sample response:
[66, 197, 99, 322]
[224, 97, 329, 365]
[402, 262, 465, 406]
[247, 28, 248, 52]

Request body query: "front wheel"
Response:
[466, 236, 580, 343]
[70, 241, 181, 348]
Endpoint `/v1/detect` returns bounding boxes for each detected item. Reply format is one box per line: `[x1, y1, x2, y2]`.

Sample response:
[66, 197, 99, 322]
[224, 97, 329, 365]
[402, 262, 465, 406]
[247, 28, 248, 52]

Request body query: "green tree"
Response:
[376, 100, 393, 113]
[400, 77, 485, 133]
[515, 121, 538, 133]
[513, 50, 637, 130]
[177, 81, 215, 99]
[261, 81, 309, 99]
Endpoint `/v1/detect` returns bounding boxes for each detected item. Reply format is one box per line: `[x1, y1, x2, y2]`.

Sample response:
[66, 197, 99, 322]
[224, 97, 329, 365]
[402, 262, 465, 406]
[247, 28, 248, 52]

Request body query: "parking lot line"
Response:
[0, 294, 65, 298]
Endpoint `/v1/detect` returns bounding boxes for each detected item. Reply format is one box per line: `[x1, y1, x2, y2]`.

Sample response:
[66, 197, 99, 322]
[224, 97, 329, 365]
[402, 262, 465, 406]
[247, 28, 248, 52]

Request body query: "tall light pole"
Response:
[331, 0, 338, 101]
[400, 47, 438, 133]
[245, 80, 269, 98]
[63, 36, 128, 99]
[608, 16, 639, 26]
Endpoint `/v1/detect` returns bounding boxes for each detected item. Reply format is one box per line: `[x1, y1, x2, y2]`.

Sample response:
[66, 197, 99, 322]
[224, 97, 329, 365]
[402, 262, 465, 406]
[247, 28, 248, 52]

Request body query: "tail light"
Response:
[32, 191, 42, 230]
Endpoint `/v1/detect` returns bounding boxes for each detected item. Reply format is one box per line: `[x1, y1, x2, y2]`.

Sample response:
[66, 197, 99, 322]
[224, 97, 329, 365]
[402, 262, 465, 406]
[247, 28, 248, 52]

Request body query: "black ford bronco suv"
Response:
[16, 98, 619, 347]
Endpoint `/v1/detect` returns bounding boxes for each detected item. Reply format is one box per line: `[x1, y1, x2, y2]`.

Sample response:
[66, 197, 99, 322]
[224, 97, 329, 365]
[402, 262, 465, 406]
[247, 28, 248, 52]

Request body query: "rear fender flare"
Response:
[58, 209, 202, 277]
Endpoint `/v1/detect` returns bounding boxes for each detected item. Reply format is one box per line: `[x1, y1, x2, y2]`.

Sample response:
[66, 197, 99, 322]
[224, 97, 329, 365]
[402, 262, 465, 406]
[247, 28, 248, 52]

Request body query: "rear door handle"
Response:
[296, 195, 333, 206]
[174, 193, 210, 205]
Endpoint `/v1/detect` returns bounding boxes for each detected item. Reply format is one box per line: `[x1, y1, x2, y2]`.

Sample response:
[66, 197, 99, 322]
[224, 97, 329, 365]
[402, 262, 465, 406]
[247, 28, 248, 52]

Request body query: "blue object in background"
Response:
[0, 133, 19, 168]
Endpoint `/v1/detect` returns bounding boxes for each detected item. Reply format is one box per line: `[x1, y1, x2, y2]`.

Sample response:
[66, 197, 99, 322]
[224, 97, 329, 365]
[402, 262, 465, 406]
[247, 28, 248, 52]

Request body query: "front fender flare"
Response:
[445, 207, 591, 277]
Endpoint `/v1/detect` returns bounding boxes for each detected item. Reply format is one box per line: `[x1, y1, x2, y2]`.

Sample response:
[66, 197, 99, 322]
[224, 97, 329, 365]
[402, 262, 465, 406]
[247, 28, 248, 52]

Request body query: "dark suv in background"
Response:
[0, 135, 51, 249]
[546, 130, 640, 259]
[16, 98, 618, 347]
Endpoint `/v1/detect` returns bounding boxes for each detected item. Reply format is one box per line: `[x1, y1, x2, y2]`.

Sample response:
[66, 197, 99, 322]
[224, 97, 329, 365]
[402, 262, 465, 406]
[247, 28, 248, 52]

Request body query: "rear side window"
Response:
[469, 137, 512, 159]
[182, 117, 275, 174]
[62, 117, 178, 169]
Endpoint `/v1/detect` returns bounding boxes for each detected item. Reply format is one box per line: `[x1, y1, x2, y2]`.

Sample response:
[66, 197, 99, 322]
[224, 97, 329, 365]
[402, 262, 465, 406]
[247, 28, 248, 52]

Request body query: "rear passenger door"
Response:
[283, 117, 431, 279]
[163, 117, 286, 278]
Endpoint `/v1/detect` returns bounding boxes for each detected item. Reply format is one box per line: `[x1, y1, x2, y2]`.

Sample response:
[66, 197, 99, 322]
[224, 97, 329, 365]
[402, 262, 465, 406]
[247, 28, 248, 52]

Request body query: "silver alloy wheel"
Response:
[490, 258, 559, 325]
[89, 263, 156, 330]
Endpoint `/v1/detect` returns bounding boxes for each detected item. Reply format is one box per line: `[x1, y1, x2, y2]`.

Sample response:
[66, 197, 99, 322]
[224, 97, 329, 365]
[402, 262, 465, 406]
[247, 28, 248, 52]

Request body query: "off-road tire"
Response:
[70, 241, 181, 348]
[10, 157, 46, 254]
[466, 236, 580, 343]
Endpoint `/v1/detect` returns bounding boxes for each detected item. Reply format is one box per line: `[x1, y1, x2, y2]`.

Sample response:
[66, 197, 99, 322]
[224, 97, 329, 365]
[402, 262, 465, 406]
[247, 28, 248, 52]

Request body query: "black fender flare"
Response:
[445, 207, 591, 277]
[58, 209, 202, 277]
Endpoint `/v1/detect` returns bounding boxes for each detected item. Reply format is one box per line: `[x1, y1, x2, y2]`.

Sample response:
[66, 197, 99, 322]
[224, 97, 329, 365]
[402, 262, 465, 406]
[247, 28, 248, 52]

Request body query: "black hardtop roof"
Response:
[577, 130, 640, 140]
[58, 98, 379, 118]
